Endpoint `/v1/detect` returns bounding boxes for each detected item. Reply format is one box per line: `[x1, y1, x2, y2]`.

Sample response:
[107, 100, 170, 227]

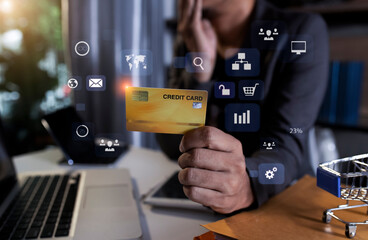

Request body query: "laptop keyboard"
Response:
[0, 174, 80, 239]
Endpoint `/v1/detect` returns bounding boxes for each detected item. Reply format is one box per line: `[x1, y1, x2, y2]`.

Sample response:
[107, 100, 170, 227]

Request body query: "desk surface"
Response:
[203, 175, 368, 240]
[13, 147, 222, 240]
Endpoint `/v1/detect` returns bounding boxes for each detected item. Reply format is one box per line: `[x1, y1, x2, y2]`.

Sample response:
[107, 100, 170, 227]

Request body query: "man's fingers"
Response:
[180, 126, 242, 153]
[191, 0, 202, 23]
[178, 0, 195, 30]
[183, 185, 223, 208]
[178, 148, 230, 171]
[178, 168, 230, 193]
[178, 0, 184, 21]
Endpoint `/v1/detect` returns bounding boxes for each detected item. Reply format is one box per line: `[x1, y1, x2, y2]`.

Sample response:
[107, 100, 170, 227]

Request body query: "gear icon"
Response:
[265, 170, 274, 180]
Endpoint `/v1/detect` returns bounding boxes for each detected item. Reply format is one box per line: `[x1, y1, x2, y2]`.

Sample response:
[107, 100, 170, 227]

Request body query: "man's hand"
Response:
[178, 126, 254, 214]
[178, 0, 217, 83]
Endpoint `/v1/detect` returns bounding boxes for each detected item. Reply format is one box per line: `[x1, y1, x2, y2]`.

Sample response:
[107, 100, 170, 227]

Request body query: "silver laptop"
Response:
[0, 123, 142, 239]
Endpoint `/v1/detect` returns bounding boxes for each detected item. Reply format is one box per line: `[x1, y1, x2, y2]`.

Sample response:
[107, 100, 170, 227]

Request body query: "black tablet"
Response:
[144, 171, 209, 211]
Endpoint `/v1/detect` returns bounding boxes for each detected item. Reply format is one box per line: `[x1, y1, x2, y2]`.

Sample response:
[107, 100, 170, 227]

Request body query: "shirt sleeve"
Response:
[245, 13, 329, 207]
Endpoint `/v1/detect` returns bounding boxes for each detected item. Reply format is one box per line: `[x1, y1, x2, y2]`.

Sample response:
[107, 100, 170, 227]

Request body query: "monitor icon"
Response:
[291, 41, 306, 55]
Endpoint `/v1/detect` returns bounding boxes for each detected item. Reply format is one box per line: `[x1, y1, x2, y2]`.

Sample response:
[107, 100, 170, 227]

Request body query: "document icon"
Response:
[86, 75, 106, 91]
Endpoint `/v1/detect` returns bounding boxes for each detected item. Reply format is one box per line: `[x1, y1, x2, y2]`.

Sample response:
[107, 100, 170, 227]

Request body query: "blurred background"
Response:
[0, 0, 367, 165]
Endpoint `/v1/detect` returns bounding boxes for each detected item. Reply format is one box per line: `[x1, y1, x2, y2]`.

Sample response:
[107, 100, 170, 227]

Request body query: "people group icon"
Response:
[99, 138, 120, 152]
[263, 141, 276, 150]
[258, 28, 279, 41]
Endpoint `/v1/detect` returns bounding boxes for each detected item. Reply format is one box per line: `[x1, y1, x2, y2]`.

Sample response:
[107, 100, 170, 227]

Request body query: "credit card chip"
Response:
[193, 102, 202, 109]
[132, 90, 148, 102]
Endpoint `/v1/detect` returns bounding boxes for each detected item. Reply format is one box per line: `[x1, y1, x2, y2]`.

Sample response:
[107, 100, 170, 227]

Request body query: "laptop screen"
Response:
[0, 119, 18, 206]
[42, 107, 127, 164]
[42, 107, 96, 163]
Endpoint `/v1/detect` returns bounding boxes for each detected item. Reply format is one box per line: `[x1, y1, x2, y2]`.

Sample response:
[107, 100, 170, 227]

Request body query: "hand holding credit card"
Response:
[125, 87, 208, 134]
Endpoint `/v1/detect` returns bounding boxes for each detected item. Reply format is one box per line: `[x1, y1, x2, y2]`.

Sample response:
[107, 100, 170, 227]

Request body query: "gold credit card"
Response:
[125, 87, 208, 134]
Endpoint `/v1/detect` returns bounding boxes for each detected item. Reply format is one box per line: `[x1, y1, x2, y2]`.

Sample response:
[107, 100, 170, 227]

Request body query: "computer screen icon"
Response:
[291, 41, 306, 55]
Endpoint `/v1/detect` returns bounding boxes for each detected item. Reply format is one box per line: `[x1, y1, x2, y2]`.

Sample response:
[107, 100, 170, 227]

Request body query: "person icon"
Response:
[264, 29, 274, 41]
[105, 140, 115, 152]
[113, 139, 120, 146]
[273, 28, 279, 35]
[99, 139, 106, 146]
[266, 142, 273, 150]
[258, 28, 264, 35]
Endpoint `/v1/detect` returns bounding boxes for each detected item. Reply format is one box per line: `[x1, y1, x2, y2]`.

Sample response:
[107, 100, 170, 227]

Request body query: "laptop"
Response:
[0, 120, 142, 239]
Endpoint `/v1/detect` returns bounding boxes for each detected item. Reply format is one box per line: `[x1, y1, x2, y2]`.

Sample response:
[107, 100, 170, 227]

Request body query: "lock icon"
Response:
[214, 82, 235, 99]
[219, 84, 230, 96]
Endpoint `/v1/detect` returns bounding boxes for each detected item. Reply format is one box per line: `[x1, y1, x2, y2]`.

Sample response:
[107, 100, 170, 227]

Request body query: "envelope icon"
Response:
[86, 75, 106, 91]
[89, 78, 103, 88]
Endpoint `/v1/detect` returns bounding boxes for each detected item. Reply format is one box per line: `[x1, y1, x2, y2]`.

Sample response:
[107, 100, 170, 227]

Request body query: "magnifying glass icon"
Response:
[193, 57, 204, 71]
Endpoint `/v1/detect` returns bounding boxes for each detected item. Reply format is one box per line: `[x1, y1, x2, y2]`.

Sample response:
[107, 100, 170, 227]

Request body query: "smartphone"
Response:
[144, 171, 209, 211]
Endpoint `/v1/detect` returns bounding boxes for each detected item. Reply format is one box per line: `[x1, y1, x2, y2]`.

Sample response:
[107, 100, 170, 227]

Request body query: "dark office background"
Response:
[0, 0, 367, 164]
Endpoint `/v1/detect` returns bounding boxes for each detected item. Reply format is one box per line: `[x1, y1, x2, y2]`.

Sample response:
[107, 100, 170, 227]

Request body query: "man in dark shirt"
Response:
[157, 0, 329, 214]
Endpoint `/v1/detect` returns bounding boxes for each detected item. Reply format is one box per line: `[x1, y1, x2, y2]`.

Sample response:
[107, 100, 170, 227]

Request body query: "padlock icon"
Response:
[219, 84, 230, 96]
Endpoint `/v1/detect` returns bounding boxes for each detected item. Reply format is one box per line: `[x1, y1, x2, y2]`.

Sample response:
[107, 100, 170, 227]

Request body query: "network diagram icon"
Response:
[231, 53, 252, 71]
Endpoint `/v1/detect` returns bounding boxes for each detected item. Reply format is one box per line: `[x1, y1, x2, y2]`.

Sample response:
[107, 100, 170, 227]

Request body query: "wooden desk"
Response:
[203, 176, 368, 240]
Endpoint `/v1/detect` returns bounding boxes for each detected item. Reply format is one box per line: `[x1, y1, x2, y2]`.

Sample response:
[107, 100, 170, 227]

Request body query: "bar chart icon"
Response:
[234, 111, 251, 124]
[225, 104, 260, 132]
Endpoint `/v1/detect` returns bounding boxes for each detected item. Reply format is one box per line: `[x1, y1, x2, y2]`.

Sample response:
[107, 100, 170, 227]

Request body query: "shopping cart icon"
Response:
[243, 83, 259, 97]
[317, 153, 368, 238]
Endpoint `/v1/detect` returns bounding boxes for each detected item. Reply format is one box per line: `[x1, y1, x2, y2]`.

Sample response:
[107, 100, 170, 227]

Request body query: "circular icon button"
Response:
[75, 41, 90, 56]
[76, 125, 89, 138]
[67, 78, 79, 89]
